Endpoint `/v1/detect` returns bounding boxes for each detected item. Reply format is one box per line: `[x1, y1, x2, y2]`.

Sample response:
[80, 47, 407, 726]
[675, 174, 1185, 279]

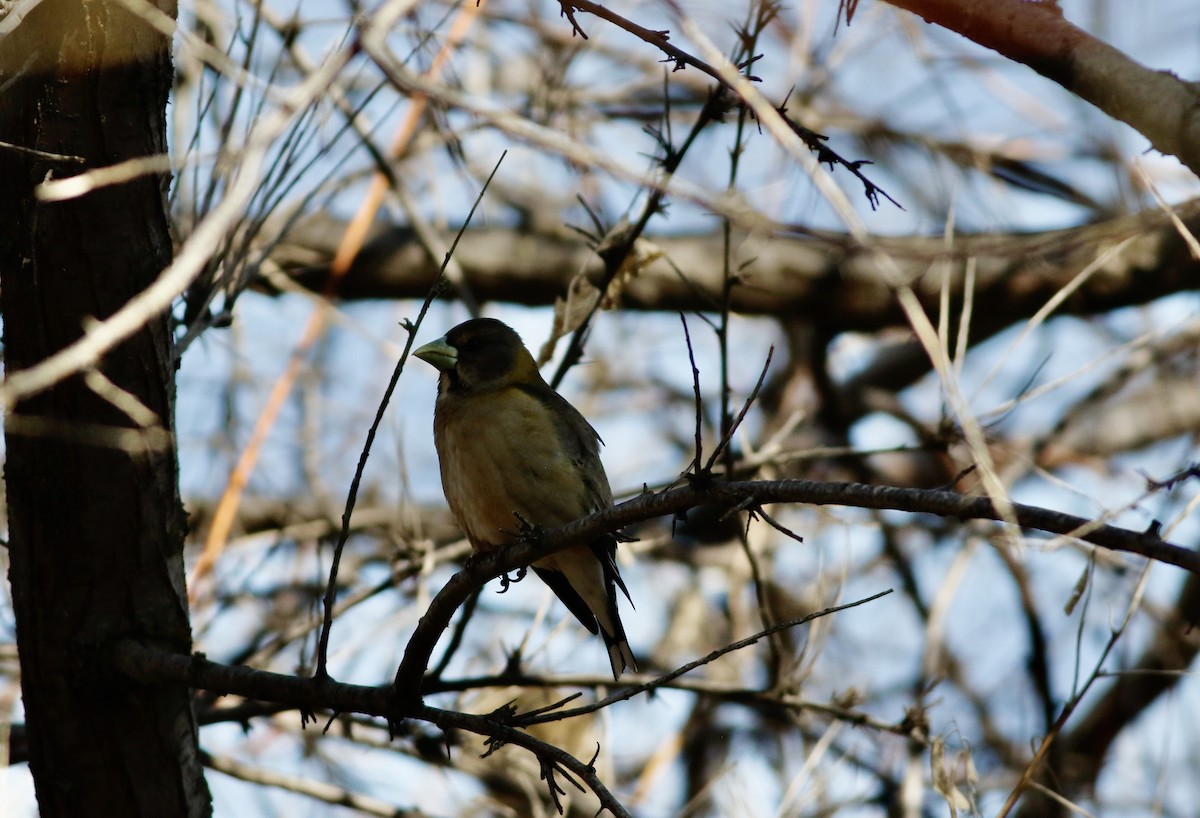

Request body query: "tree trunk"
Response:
[0, 0, 210, 814]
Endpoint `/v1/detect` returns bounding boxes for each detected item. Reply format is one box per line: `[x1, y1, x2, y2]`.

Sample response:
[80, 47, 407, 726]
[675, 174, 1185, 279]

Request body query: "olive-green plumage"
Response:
[415, 318, 635, 678]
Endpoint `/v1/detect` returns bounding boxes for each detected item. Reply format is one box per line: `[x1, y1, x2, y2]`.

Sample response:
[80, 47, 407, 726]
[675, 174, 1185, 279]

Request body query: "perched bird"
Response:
[414, 318, 636, 678]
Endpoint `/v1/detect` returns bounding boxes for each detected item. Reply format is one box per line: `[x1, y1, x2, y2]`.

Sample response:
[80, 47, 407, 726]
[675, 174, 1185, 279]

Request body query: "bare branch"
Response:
[271, 199, 1200, 330]
[883, 0, 1200, 177]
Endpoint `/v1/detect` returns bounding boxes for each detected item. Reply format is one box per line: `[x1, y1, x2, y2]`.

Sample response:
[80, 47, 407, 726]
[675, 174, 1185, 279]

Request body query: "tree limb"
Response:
[268, 199, 1200, 330]
[881, 0, 1200, 177]
[392, 477, 1198, 702]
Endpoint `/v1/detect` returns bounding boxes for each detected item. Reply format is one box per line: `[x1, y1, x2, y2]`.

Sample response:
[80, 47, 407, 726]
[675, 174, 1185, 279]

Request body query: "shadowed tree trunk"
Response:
[0, 0, 210, 814]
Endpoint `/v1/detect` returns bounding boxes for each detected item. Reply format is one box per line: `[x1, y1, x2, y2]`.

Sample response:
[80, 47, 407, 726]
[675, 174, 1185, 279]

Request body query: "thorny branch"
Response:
[557, 0, 899, 209]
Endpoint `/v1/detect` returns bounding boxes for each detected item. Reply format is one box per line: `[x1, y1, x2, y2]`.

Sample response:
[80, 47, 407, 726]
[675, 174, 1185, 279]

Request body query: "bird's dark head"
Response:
[414, 318, 541, 394]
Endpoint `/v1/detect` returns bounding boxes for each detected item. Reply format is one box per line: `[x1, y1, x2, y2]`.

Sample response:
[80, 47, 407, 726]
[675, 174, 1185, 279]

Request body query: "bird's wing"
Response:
[517, 382, 614, 512]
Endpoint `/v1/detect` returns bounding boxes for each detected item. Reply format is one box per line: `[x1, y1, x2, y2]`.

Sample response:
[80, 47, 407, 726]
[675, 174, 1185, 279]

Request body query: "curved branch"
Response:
[882, 0, 1200, 177]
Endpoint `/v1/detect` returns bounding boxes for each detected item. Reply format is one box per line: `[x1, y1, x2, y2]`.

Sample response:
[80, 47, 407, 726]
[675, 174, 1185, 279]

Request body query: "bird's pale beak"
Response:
[414, 336, 458, 372]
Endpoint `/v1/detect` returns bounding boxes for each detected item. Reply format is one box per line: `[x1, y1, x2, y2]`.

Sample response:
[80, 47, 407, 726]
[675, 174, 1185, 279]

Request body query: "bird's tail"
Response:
[532, 542, 636, 679]
[598, 608, 637, 680]
[595, 545, 636, 680]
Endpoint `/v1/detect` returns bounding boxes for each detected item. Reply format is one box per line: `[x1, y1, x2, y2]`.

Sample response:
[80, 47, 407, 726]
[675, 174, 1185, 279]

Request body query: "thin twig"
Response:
[513, 590, 894, 727]
[315, 152, 508, 680]
[548, 84, 735, 388]
[0, 47, 354, 407]
[994, 575, 1144, 817]
[704, 346, 773, 474]
[680, 313, 705, 477]
[427, 587, 481, 681]
[417, 703, 635, 818]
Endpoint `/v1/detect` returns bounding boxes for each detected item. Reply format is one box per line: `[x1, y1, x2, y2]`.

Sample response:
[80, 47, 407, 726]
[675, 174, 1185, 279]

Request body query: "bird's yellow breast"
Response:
[434, 385, 593, 550]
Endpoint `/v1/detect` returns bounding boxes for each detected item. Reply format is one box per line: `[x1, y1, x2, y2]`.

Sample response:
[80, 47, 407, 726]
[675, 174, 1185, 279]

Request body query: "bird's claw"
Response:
[511, 510, 545, 542]
[498, 565, 527, 593]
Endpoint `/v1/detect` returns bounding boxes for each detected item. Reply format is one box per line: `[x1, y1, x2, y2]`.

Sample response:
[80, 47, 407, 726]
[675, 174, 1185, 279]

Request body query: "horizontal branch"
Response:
[269, 199, 1200, 330]
[131, 483, 1194, 726]
[112, 641, 634, 818]
[393, 477, 1198, 696]
[113, 640, 392, 717]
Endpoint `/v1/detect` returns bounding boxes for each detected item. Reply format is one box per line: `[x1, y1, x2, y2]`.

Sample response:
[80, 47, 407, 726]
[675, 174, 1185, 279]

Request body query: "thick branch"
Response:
[883, 0, 1200, 177]
[269, 200, 1200, 329]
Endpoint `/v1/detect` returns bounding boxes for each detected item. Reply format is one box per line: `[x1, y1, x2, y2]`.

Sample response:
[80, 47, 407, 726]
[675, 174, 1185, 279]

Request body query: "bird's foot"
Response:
[498, 565, 527, 593]
[511, 510, 546, 543]
[496, 512, 541, 593]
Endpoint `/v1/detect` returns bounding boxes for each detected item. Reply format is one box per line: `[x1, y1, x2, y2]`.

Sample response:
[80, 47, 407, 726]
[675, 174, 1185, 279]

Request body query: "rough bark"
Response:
[0, 0, 210, 814]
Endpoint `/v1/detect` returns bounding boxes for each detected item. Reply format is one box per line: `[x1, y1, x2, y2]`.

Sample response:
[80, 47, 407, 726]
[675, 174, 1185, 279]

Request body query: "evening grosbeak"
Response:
[414, 318, 636, 678]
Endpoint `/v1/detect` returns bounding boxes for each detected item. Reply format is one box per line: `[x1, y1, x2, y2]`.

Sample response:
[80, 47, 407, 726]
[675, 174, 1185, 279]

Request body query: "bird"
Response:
[414, 317, 636, 678]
